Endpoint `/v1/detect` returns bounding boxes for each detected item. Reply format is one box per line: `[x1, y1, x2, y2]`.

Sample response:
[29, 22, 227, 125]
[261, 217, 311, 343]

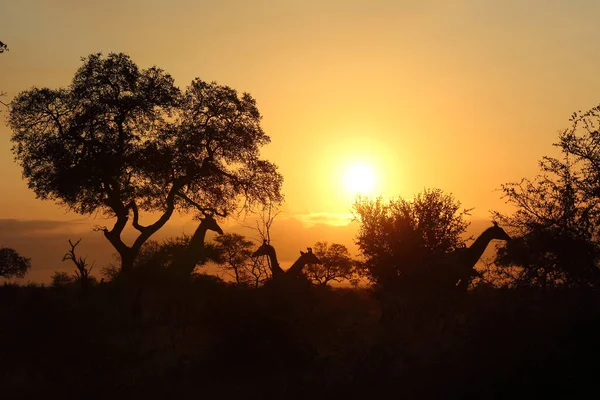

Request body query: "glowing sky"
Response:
[2, 0, 600, 281]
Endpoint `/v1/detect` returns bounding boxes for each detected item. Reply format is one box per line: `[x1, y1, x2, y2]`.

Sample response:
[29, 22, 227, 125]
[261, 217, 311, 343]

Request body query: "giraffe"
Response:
[380, 222, 511, 325]
[176, 213, 223, 277]
[251, 240, 321, 279]
[251, 240, 285, 277]
[450, 221, 511, 291]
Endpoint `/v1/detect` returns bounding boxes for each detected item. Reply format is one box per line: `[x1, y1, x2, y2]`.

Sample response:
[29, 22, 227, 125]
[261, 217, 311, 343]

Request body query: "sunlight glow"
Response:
[343, 164, 377, 195]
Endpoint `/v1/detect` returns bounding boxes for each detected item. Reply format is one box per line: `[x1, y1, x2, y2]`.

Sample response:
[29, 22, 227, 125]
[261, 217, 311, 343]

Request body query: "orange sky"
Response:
[2, 0, 600, 281]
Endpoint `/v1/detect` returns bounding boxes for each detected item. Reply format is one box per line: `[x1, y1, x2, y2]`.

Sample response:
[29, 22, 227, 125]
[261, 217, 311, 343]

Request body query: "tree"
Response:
[493, 107, 600, 288]
[213, 233, 271, 286]
[353, 188, 471, 289]
[51, 271, 75, 287]
[9, 53, 283, 272]
[303, 242, 355, 286]
[0, 40, 8, 109]
[0, 247, 31, 279]
[62, 239, 94, 288]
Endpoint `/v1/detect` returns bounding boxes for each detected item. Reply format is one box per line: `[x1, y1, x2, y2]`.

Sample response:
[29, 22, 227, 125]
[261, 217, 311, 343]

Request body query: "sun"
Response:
[343, 164, 377, 195]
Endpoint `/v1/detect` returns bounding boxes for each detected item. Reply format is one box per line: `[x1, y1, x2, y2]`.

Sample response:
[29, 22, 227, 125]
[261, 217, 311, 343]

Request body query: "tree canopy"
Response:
[213, 233, 270, 287]
[353, 188, 471, 288]
[494, 106, 600, 288]
[0, 247, 31, 279]
[303, 242, 356, 286]
[9, 53, 283, 271]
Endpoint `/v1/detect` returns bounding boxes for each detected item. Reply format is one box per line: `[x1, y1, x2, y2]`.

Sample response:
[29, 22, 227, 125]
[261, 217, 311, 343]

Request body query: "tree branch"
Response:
[175, 191, 227, 217]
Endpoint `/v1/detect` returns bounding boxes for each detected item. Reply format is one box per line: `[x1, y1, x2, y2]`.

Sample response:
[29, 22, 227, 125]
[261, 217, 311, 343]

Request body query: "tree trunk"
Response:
[120, 248, 136, 273]
[233, 266, 241, 284]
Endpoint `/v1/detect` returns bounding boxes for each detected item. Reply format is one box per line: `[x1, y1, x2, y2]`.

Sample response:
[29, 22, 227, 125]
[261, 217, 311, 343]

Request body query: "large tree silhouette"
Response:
[494, 107, 600, 288]
[9, 53, 283, 272]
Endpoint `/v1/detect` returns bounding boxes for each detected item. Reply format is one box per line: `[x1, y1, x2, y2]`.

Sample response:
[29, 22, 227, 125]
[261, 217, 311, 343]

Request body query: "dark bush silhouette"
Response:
[51, 271, 75, 287]
[9, 52, 282, 272]
[353, 188, 471, 290]
[0, 247, 31, 279]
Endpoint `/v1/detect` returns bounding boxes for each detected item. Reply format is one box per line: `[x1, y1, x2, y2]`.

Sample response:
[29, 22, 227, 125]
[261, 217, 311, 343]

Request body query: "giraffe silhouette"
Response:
[448, 221, 511, 290]
[251, 240, 321, 279]
[380, 222, 511, 324]
[175, 213, 223, 277]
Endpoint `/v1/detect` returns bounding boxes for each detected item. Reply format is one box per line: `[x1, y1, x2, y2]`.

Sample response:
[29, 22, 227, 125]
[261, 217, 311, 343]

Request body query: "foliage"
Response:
[134, 236, 191, 268]
[493, 107, 600, 288]
[0, 247, 31, 279]
[9, 52, 283, 272]
[303, 241, 356, 286]
[353, 188, 471, 288]
[213, 233, 270, 286]
[101, 235, 220, 282]
[101, 263, 120, 282]
[51, 271, 75, 287]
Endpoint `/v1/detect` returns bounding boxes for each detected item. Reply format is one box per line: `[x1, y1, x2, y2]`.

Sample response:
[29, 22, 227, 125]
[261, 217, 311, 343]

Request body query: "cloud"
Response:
[293, 212, 354, 227]
[0, 218, 88, 237]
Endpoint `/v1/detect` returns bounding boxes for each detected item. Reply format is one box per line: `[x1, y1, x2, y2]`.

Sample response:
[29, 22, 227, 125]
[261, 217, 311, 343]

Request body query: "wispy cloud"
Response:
[293, 212, 354, 227]
[0, 218, 91, 237]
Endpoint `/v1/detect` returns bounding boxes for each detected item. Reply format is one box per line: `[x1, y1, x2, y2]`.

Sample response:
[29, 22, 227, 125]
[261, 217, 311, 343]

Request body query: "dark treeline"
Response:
[2, 53, 600, 399]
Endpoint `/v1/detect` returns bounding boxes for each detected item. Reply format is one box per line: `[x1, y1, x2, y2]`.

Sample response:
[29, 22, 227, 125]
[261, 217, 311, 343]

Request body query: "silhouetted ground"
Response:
[1, 278, 599, 399]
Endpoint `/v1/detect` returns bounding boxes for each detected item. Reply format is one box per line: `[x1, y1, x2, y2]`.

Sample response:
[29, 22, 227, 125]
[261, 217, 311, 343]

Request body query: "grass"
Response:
[1, 279, 598, 399]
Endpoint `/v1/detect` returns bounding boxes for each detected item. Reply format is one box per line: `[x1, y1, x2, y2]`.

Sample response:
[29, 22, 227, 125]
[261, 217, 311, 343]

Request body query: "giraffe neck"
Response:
[461, 228, 495, 269]
[189, 222, 209, 251]
[178, 220, 211, 276]
[265, 247, 284, 276]
[287, 256, 307, 276]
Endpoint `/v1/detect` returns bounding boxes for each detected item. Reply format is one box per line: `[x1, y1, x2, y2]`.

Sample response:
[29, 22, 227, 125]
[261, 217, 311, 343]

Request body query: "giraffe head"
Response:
[489, 221, 511, 241]
[201, 213, 224, 235]
[299, 247, 321, 265]
[252, 239, 275, 258]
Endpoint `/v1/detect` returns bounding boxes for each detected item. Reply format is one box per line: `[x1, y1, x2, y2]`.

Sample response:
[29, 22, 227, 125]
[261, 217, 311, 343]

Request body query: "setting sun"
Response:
[343, 164, 377, 195]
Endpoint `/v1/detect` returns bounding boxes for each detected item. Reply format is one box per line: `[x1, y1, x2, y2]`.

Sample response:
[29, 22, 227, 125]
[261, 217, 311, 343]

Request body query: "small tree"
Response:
[245, 256, 272, 288]
[213, 233, 271, 286]
[213, 233, 253, 284]
[303, 242, 355, 286]
[353, 188, 471, 289]
[62, 239, 94, 288]
[0, 247, 31, 279]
